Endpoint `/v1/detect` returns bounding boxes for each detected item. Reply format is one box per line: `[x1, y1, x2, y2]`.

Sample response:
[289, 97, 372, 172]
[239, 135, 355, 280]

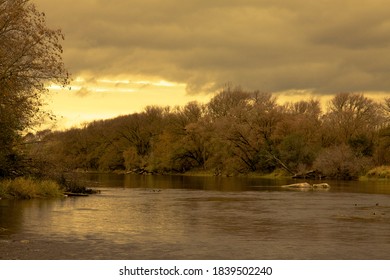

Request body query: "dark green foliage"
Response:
[279, 133, 318, 170]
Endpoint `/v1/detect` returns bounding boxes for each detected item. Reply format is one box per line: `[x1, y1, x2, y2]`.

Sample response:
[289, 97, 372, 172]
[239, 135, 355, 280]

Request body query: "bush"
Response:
[57, 174, 98, 194]
[0, 177, 63, 199]
[313, 144, 372, 180]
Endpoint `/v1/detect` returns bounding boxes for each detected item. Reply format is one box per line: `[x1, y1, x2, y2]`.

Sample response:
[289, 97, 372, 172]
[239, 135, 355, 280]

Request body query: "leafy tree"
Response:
[117, 107, 165, 158]
[147, 102, 210, 173]
[173, 119, 213, 170]
[0, 0, 69, 176]
[278, 99, 323, 172]
[216, 91, 286, 174]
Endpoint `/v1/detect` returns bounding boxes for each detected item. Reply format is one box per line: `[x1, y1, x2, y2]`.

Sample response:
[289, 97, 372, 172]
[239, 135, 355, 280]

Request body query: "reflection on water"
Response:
[1, 174, 390, 259]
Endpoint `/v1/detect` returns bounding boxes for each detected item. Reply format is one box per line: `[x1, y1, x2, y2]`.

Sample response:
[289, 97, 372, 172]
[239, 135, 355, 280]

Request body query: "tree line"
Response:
[1, 1, 390, 181]
[24, 88, 390, 180]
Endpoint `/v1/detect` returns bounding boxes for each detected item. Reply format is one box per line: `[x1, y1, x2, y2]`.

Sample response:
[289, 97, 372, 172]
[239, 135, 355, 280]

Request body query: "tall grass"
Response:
[365, 166, 390, 179]
[0, 177, 63, 199]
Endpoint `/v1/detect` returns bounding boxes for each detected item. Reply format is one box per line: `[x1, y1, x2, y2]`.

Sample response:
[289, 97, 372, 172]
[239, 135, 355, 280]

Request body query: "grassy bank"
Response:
[0, 177, 63, 199]
[363, 166, 390, 180]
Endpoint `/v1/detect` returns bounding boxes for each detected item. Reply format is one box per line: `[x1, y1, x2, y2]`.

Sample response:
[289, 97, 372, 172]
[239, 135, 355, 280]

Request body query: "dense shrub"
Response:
[313, 144, 372, 180]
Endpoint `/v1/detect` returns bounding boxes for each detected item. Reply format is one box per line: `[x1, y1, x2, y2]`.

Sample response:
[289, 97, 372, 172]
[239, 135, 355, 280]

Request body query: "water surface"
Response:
[1, 174, 390, 259]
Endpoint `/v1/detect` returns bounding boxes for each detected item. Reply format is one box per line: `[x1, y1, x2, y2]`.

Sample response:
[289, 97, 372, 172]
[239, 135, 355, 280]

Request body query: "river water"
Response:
[1, 174, 390, 259]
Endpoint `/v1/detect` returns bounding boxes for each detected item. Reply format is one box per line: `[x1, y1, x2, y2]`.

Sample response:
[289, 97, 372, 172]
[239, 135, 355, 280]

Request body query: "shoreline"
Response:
[73, 168, 390, 181]
[1, 168, 389, 201]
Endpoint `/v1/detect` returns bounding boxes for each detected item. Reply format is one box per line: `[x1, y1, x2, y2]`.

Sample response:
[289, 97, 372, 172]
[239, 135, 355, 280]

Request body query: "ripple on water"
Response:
[1, 174, 390, 259]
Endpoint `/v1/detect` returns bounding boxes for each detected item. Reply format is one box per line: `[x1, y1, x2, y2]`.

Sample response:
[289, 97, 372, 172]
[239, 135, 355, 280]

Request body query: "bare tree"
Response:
[323, 93, 382, 145]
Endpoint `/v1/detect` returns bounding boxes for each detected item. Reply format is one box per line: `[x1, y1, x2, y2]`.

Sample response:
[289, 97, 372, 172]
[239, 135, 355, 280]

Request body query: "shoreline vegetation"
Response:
[2, 90, 389, 200]
[364, 165, 390, 180]
[1, 166, 389, 200]
[0, 176, 99, 200]
[17, 90, 390, 183]
[109, 165, 390, 180]
[0, 177, 62, 200]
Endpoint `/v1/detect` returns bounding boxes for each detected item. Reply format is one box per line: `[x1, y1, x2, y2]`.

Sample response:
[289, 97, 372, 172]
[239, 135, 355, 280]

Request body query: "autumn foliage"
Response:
[0, 0, 69, 176]
[26, 88, 390, 180]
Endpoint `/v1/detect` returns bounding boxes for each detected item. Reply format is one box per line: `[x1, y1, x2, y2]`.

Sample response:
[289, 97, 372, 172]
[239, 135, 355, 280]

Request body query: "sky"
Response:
[33, 0, 390, 128]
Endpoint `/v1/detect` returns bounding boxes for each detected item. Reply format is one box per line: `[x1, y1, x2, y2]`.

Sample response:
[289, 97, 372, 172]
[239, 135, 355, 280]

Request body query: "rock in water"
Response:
[281, 182, 312, 189]
[312, 183, 331, 189]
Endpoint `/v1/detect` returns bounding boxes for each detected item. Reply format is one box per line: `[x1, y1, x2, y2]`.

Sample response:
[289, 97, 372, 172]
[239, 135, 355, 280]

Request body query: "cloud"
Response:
[75, 87, 91, 97]
[35, 0, 390, 94]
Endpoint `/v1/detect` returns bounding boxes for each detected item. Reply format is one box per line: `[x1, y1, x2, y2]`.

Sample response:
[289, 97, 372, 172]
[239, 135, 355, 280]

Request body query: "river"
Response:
[1, 173, 390, 259]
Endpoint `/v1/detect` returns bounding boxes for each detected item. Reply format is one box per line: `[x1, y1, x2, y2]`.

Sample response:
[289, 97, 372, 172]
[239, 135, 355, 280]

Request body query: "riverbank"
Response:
[0, 177, 63, 199]
[2, 166, 388, 200]
[363, 166, 390, 180]
[0, 175, 103, 200]
[176, 168, 292, 178]
[79, 165, 390, 181]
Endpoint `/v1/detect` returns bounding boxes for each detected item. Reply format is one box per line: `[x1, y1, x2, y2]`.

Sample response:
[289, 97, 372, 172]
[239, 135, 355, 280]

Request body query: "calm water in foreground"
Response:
[1, 174, 390, 259]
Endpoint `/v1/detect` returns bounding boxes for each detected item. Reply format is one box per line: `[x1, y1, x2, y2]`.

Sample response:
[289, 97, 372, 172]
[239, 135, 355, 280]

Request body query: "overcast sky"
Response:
[34, 0, 390, 127]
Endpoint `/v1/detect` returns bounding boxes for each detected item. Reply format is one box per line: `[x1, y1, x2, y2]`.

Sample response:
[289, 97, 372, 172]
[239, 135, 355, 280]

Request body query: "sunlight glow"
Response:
[44, 74, 208, 129]
[74, 77, 85, 83]
[97, 79, 131, 84]
[46, 84, 64, 90]
[154, 80, 178, 87]
[69, 86, 82, 91]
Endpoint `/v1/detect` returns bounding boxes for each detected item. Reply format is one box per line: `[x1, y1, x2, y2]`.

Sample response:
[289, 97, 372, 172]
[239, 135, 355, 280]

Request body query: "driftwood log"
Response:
[292, 170, 325, 180]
